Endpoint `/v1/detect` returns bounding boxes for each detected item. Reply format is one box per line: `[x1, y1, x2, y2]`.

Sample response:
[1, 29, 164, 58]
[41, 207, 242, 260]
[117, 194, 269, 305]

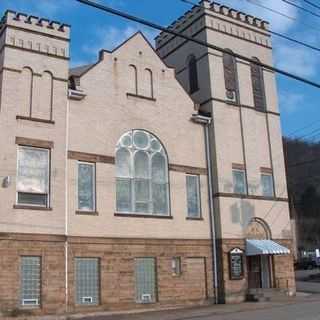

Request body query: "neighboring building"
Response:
[283, 137, 320, 259]
[156, 0, 295, 303]
[0, 0, 294, 317]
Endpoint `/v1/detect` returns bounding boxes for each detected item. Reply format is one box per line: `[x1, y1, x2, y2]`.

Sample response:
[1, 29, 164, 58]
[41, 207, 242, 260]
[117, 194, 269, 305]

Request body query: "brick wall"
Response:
[67, 237, 214, 313]
[0, 233, 66, 316]
[0, 234, 214, 316]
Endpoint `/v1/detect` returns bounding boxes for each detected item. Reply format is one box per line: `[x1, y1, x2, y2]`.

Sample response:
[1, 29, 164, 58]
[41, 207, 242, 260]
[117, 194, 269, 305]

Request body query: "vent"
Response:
[82, 296, 93, 304]
[141, 294, 152, 303]
[22, 299, 39, 306]
[226, 90, 237, 102]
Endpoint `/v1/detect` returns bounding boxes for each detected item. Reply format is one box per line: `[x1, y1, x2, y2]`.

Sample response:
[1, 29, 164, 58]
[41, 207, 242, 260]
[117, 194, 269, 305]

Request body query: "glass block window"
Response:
[75, 258, 100, 305]
[135, 258, 157, 303]
[78, 162, 96, 211]
[17, 146, 50, 207]
[115, 130, 169, 215]
[186, 175, 201, 218]
[232, 169, 247, 195]
[20, 256, 41, 307]
[261, 174, 274, 197]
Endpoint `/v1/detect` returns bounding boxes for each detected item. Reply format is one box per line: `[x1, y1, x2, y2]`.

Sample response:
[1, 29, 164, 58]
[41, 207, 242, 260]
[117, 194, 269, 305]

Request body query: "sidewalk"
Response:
[75, 294, 319, 320]
[4, 293, 316, 320]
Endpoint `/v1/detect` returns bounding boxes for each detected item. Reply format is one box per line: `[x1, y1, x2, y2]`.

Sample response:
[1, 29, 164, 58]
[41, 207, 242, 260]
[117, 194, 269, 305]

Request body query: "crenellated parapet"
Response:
[0, 10, 70, 59]
[156, 0, 270, 54]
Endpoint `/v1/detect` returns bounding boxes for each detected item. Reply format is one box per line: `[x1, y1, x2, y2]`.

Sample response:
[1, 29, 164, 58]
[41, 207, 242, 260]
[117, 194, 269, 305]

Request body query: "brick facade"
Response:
[0, 234, 214, 317]
[0, 234, 66, 316]
[218, 239, 296, 303]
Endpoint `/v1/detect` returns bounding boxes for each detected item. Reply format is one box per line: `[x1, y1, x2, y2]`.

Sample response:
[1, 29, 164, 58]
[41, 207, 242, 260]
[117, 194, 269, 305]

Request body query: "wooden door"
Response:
[247, 256, 261, 289]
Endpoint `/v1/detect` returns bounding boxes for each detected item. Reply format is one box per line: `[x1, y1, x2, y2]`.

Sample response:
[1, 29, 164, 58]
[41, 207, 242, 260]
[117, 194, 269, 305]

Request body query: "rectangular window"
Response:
[232, 169, 246, 195]
[20, 256, 41, 307]
[75, 258, 100, 305]
[135, 258, 157, 303]
[172, 257, 182, 276]
[78, 162, 96, 211]
[186, 175, 201, 218]
[17, 146, 50, 207]
[261, 174, 274, 197]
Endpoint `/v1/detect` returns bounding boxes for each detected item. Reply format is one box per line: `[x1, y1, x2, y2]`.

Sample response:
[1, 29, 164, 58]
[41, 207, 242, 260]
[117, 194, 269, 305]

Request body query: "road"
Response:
[79, 296, 320, 320]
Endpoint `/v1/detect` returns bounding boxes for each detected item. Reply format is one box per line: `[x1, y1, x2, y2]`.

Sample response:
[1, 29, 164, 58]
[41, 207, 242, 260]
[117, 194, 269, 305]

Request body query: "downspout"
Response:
[191, 114, 219, 304]
[65, 94, 70, 312]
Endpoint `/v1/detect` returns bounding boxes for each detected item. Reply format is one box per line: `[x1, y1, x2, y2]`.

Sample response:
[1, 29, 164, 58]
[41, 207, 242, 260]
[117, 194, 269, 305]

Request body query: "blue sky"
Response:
[1, 0, 319, 138]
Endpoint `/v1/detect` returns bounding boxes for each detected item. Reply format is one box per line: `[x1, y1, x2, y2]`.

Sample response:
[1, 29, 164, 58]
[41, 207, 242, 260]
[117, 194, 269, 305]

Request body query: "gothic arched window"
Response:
[115, 130, 169, 215]
[187, 55, 199, 94]
[223, 49, 239, 102]
[250, 57, 266, 111]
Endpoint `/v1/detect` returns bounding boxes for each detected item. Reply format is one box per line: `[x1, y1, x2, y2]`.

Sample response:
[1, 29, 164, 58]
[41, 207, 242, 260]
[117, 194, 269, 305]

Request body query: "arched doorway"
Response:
[245, 218, 272, 289]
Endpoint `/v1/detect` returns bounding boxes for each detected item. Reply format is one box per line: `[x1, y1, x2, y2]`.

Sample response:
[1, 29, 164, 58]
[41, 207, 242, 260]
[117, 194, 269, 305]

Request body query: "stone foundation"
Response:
[218, 238, 296, 303]
[0, 233, 214, 317]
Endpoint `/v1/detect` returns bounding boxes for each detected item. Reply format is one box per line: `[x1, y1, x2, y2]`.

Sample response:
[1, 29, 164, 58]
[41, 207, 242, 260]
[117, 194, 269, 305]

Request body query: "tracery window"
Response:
[116, 130, 169, 215]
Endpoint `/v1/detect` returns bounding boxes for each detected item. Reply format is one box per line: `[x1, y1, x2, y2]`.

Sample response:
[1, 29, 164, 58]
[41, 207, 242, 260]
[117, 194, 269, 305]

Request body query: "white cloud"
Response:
[82, 24, 158, 57]
[279, 91, 304, 114]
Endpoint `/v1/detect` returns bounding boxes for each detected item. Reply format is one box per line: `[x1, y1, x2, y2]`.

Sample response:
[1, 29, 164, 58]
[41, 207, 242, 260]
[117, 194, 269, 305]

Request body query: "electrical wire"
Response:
[302, 0, 320, 11]
[244, 0, 320, 32]
[76, 0, 320, 89]
[181, 0, 320, 53]
[281, 0, 320, 19]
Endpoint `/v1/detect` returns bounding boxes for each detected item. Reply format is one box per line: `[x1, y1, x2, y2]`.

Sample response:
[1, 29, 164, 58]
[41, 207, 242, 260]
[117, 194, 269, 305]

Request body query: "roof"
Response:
[69, 63, 94, 77]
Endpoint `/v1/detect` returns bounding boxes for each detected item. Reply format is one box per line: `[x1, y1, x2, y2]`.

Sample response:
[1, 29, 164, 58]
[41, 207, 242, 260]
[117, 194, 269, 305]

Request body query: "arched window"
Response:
[115, 130, 169, 215]
[250, 57, 266, 111]
[144, 68, 154, 98]
[187, 55, 199, 94]
[223, 49, 239, 102]
[129, 64, 138, 95]
[21, 67, 34, 117]
[41, 71, 54, 120]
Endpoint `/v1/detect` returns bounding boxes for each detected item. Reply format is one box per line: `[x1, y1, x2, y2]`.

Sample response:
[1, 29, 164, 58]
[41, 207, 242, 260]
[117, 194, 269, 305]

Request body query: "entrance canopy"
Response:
[246, 239, 290, 256]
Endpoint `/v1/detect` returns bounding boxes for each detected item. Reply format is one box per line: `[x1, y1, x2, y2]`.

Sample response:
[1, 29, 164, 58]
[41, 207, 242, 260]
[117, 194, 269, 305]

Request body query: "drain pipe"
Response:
[191, 113, 219, 304]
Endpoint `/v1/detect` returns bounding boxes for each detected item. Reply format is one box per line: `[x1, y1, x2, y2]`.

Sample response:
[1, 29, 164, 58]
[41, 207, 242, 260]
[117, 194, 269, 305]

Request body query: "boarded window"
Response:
[186, 175, 201, 218]
[75, 258, 100, 305]
[135, 258, 157, 303]
[251, 57, 266, 111]
[187, 55, 199, 94]
[223, 50, 238, 102]
[78, 162, 96, 211]
[20, 256, 41, 306]
[17, 146, 50, 207]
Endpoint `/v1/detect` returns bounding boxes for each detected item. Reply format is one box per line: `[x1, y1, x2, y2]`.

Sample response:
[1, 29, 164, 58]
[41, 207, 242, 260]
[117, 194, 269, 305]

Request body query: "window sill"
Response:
[75, 210, 99, 216]
[115, 212, 173, 219]
[16, 115, 55, 124]
[13, 204, 52, 211]
[186, 217, 203, 221]
[126, 93, 156, 102]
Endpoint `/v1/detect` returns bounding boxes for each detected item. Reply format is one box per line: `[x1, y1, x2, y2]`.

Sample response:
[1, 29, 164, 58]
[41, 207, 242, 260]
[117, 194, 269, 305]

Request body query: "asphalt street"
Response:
[79, 296, 320, 320]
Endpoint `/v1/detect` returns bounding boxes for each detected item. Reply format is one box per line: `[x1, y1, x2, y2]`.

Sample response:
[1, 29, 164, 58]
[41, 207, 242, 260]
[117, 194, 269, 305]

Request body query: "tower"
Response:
[156, 0, 294, 302]
[0, 10, 70, 312]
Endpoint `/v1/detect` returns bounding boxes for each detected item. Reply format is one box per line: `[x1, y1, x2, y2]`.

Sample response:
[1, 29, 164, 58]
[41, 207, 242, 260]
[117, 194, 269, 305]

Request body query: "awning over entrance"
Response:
[246, 239, 290, 256]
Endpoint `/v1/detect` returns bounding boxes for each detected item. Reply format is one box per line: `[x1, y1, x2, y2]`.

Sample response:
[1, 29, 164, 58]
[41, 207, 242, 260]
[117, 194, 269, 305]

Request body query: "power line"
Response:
[302, 0, 320, 11]
[76, 0, 320, 89]
[281, 0, 320, 19]
[244, 0, 320, 32]
[286, 119, 320, 138]
[181, 0, 320, 53]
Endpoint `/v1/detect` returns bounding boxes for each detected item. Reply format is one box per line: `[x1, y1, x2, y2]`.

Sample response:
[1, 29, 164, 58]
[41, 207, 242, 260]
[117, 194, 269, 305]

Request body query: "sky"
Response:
[0, 0, 320, 139]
